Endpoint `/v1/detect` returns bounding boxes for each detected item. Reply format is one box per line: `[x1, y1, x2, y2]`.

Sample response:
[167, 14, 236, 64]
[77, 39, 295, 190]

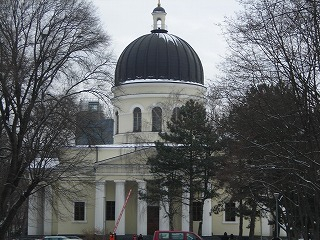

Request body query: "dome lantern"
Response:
[152, 0, 167, 33]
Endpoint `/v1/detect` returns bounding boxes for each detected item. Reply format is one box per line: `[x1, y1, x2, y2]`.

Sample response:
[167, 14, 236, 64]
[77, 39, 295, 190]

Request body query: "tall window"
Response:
[133, 107, 142, 132]
[225, 202, 236, 222]
[172, 107, 180, 122]
[193, 201, 202, 221]
[115, 111, 119, 134]
[74, 201, 85, 221]
[106, 201, 115, 220]
[152, 107, 162, 132]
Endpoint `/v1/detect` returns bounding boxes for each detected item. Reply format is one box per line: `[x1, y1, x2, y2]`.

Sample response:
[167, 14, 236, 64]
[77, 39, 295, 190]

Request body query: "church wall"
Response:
[124, 181, 138, 234]
[66, 145, 148, 165]
[97, 147, 139, 161]
[114, 132, 160, 144]
[210, 199, 271, 237]
[212, 210, 239, 236]
[52, 210, 58, 235]
[48, 141, 273, 238]
[61, 147, 96, 164]
[41, 172, 272, 237]
[51, 181, 96, 235]
[112, 82, 206, 144]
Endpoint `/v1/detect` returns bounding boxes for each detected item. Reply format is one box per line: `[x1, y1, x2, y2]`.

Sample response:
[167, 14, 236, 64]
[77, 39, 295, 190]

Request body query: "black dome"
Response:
[153, 6, 165, 13]
[115, 32, 204, 86]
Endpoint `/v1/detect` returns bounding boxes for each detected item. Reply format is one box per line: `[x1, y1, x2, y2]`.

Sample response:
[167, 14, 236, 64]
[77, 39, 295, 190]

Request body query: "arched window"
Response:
[115, 111, 119, 134]
[157, 19, 162, 29]
[152, 107, 162, 132]
[133, 107, 142, 132]
[172, 107, 180, 122]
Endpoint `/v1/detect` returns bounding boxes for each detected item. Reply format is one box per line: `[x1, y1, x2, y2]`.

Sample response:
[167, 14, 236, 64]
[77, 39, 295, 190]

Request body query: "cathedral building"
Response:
[27, 2, 275, 238]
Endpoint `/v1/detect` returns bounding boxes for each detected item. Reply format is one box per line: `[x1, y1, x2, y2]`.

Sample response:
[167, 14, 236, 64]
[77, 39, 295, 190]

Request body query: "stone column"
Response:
[159, 187, 169, 230]
[202, 198, 212, 236]
[181, 190, 189, 231]
[114, 180, 126, 235]
[137, 180, 147, 235]
[260, 209, 272, 236]
[28, 189, 44, 235]
[95, 181, 106, 234]
[43, 186, 53, 235]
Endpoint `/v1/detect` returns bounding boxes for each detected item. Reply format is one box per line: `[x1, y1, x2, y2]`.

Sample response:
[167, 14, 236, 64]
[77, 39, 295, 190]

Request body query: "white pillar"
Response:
[114, 180, 126, 235]
[159, 201, 169, 230]
[44, 186, 52, 235]
[28, 189, 44, 235]
[261, 210, 272, 236]
[202, 198, 212, 236]
[159, 187, 169, 230]
[137, 180, 147, 235]
[181, 190, 189, 231]
[95, 181, 106, 235]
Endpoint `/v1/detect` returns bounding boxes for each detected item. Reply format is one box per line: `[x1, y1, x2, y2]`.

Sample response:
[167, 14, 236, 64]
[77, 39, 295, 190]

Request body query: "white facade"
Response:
[112, 80, 206, 144]
[27, 74, 275, 238]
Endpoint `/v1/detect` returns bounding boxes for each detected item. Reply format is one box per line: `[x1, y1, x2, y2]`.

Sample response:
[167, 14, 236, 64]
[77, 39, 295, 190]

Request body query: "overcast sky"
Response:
[92, 0, 242, 83]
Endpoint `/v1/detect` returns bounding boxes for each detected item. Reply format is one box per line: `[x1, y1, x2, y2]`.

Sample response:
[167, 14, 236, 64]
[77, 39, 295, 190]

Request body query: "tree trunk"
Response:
[249, 204, 257, 240]
[238, 199, 243, 240]
[189, 192, 194, 232]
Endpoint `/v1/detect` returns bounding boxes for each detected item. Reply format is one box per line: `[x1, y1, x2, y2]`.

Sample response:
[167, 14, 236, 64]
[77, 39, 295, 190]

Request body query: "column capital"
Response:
[136, 180, 146, 183]
[96, 181, 105, 186]
[114, 180, 126, 183]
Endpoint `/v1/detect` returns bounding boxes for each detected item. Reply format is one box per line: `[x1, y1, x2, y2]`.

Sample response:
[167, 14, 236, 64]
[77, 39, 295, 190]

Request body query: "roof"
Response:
[153, 6, 166, 13]
[115, 32, 204, 86]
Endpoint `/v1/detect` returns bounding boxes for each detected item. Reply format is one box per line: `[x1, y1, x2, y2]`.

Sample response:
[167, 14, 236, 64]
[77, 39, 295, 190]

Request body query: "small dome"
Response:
[115, 32, 204, 86]
[153, 6, 166, 13]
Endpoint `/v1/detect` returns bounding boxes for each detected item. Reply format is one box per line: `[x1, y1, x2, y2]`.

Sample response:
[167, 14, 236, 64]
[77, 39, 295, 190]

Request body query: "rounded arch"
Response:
[129, 104, 144, 113]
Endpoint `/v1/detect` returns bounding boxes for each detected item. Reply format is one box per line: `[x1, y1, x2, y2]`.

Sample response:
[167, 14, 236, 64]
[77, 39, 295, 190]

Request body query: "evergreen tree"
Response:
[147, 99, 222, 231]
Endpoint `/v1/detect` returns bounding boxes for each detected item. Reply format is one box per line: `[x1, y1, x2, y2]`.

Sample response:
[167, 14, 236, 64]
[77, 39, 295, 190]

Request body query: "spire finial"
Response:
[158, 0, 161, 7]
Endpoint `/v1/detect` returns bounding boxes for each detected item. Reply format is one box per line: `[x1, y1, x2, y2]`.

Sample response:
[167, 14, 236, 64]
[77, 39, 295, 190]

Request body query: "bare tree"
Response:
[216, 0, 320, 239]
[0, 0, 113, 238]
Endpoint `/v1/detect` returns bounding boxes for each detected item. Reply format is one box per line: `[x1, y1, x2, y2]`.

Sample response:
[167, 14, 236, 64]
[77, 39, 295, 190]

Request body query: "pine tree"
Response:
[147, 99, 222, 231]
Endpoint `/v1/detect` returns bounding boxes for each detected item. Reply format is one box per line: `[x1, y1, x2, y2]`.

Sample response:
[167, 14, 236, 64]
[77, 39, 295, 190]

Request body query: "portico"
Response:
[93, 179, 212, 236]
[94, 179, 162, 236]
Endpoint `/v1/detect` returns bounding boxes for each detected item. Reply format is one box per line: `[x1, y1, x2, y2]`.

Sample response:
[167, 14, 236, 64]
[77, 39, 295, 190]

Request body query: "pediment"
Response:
[94, 146, 156, 179]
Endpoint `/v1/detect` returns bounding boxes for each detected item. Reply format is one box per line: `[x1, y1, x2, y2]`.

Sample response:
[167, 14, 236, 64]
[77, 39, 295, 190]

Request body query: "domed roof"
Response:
[153, 6, 165, 13]
[115, 32, 204, 86]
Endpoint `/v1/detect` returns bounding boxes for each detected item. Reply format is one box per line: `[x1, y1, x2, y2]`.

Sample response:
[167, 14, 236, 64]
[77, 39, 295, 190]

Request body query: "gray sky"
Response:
[92, 0, 242, 83]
